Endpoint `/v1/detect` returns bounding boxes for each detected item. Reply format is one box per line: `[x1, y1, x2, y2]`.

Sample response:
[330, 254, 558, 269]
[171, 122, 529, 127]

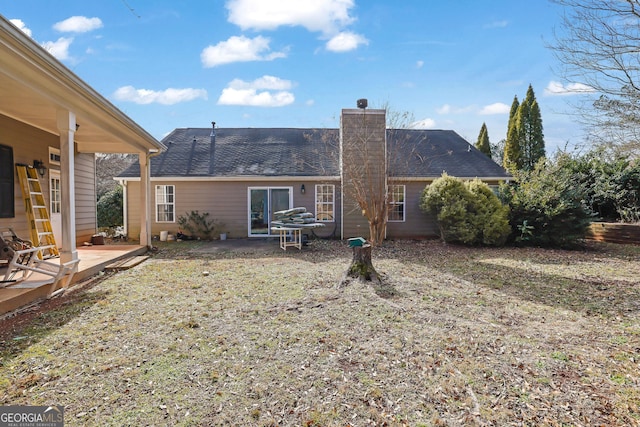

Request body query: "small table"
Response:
[271, 227, 302, 250]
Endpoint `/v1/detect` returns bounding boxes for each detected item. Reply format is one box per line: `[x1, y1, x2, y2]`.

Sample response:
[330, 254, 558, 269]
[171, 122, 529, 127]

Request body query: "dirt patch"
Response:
[1, 239, 640, 426]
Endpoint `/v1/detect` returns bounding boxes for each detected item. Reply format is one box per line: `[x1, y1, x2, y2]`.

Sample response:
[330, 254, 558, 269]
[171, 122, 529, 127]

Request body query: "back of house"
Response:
[117, 105, 510, 242]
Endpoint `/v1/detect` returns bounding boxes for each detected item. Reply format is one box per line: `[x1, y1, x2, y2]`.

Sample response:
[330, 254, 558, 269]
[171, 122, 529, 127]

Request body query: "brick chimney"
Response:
[339, 102, 387, 239]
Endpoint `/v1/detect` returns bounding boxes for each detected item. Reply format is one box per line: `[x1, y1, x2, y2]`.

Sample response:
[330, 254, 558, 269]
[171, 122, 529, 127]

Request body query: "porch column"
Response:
[139, 151, 151, 248]
[56, 109, 78, 263]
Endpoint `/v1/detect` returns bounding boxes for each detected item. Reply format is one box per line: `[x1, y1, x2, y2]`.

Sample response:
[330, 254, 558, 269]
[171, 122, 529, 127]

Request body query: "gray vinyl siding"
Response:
[0, 114, 57, 240]
[74, 153, 97, 245]
[124, 181, 141, 239]
[0, 114, 99, 246]
[386, 181, 438, 239]
[125, 179, 342, 239]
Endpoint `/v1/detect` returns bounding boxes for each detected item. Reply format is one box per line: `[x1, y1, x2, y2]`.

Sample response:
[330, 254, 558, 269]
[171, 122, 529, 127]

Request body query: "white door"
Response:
[49, 170, 62, 248]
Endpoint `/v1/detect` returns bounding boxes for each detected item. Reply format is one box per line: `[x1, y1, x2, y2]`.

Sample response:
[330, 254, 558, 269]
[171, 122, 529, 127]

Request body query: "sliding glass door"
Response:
[248, 187, 292, 236]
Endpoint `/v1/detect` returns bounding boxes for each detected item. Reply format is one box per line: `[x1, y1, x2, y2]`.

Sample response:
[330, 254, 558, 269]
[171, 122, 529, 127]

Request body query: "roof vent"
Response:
[210, 121, 216, 143]
[357, 98, 368, 109]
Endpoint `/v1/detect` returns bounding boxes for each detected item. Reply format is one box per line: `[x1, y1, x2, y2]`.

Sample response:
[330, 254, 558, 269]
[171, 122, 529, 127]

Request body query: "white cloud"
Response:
[436, 104, 451, 114]
[436, 104, 475, 115]
[10, 19, 32, 37]
[201, 35, 287, 67]
[416, 60, 424, 69]
[483, 20, 508, 29]
[226, 0, 355, 35]
[217, 76, 295, 107]
[410, 118, 437, 129]
[41, 37, 74, 60]
[229, 75, 294, 91]
[113, 86, 208, 105]
[544, 80, 595, 96]
[479, 102, 510, 115]
[53, 16, 103, 33]
[326, 31, 368, 52]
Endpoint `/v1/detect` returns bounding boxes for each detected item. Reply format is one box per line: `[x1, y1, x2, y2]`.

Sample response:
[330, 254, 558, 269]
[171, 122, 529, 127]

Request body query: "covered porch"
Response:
[0, 244, 147, 316]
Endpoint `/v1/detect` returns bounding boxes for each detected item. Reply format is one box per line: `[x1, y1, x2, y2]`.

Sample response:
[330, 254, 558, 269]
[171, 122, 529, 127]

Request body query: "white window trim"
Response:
[50, 174, 61, 214]
[155, 185, 175, 223]
[48, 146, 61, 166]
[315, 184, 335, 222]
[388, 184, 405, 222]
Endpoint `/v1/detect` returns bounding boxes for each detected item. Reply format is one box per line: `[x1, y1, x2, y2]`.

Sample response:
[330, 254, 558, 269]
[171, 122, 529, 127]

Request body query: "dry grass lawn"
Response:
[1, 239, 640, 426]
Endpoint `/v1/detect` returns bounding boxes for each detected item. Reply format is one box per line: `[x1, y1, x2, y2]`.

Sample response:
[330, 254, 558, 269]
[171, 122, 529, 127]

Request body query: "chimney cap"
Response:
[357, 98, 368, 109]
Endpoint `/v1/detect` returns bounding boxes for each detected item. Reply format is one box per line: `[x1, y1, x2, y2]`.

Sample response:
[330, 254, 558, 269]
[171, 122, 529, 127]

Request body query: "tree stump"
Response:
[341, 244, 381, 285]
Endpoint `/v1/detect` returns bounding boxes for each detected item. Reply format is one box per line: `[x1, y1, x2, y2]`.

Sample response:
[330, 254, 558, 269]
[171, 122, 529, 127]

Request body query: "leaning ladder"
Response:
[15, 164, 59, 259]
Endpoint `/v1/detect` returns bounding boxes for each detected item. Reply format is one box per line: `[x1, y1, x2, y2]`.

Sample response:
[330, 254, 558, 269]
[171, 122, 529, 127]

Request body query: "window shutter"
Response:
[0, 144, 14, 218]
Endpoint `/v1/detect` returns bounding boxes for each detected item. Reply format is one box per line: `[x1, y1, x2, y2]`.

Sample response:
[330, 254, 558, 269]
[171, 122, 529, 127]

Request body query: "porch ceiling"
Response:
[0, 16, 164, 155]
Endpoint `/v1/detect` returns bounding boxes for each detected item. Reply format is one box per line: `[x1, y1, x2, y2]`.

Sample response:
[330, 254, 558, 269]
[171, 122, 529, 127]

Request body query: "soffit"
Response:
[0, 16, 164, 154]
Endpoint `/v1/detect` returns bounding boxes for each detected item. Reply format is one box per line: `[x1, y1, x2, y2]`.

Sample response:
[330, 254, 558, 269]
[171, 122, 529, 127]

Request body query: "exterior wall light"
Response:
[33, 159, 46, 177]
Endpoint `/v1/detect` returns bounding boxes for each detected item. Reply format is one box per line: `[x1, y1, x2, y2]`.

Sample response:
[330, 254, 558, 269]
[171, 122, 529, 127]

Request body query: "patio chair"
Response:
[0, 227, 79, 296]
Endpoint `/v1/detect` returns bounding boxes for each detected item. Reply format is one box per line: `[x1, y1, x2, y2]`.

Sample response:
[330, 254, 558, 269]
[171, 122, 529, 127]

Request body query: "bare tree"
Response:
[340, 108, 389, 246]
[309, 102, 419, 246]
[95, 153, 137, 199]
[550, 0, 640, 155]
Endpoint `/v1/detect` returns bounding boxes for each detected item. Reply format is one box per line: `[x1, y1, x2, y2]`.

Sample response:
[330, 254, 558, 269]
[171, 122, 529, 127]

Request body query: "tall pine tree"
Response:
[475, 122, 491, 157]
[503, 95, 521, 172]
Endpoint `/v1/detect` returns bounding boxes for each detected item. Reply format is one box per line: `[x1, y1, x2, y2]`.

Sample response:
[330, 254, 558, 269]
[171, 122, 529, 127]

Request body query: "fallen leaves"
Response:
[1, 239, 639, 426]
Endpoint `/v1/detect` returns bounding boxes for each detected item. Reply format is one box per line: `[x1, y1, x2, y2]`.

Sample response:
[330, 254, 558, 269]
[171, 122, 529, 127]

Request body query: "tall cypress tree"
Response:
[515, 96, 531, 170]
[503, 87, 546, 173]
[527, 98, 545, 169]
[475, 122, 491, 157]
[519, 85, 545, 171]
[503, 95, 520, 172]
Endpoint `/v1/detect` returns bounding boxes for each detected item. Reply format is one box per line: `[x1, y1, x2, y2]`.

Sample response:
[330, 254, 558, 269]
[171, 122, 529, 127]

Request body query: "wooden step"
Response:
[105, 256, 149, 271]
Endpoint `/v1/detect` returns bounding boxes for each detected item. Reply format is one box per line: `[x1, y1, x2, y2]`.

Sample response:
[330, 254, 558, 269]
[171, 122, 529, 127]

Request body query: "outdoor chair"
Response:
[0, 227, 79, 296]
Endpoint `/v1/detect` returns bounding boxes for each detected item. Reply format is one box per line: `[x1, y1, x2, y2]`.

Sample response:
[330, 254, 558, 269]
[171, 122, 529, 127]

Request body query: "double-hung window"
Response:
[156, 185, 175, 222]
[388, 185, 405, 222]
[315, 184, 335, 222]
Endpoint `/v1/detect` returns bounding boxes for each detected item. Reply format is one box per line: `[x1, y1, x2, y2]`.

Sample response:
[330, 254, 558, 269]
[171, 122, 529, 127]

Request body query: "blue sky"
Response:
[2, 1, 587, 153]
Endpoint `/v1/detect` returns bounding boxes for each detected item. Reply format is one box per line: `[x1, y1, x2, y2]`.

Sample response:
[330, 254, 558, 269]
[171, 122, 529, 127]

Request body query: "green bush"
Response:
[499, 156, 594, 248]
[466, 179, 511, 246]
[420, 174, 511, 246]
[97, 185, 123, 228]
[558, 148, 640, 222]
[177, 210, 216, 240]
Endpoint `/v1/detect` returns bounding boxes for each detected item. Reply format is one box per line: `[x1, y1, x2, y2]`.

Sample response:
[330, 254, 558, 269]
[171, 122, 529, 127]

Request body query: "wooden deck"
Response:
[0, 244, 148, 316]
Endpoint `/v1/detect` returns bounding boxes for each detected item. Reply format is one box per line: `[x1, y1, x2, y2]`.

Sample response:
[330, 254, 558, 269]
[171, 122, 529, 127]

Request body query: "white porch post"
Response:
[56, 109, 78, 263]
[139, 152, 151, 247]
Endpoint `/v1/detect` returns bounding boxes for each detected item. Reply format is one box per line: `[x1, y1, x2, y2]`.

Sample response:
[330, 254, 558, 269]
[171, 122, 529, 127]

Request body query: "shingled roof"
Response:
[117, 127, 510, 179]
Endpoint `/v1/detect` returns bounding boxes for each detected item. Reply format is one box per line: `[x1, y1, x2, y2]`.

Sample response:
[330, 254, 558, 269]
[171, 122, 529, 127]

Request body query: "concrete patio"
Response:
[0, 244, 147, 316]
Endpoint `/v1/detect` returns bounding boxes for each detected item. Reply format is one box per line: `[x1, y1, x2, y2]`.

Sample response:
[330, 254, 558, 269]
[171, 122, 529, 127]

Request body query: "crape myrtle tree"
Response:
[341, 111, 389, 246]
[475, 122, 492, 157]
[550, 0, 640, 156]
[337, 102, 417, 246]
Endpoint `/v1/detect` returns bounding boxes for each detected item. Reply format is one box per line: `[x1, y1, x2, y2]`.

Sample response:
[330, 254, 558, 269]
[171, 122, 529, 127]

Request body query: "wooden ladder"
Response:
[15, 164, 59, 259]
